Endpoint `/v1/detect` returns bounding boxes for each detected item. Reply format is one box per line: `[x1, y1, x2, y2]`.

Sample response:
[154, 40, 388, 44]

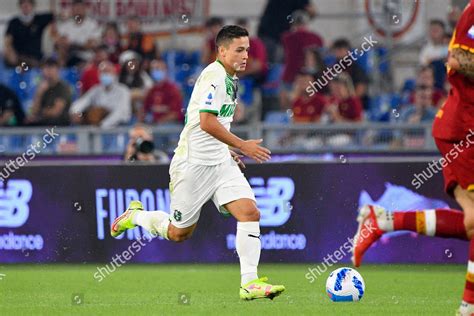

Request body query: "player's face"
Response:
[221, 36, 249, 73]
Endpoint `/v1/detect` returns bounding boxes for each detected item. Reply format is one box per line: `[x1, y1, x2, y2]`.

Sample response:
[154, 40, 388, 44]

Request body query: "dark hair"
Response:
[96, 44, 109, 52]
[128, 15, 140, 22]
[72, 0, 85, 5]
[416, 84, 432, 90]
[215, 25, 249, 47]
[332, 38, 351, 50]
[119, 62, 144, 88]
[105, 21, 120, 33]
[418, 65, 434, 74]
[430, 19, 445, 30]
[19, 0, 35, 5]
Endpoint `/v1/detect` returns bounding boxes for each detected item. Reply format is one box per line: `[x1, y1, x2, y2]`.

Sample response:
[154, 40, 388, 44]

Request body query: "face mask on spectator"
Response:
[19, 13, 34, 24]
[100, 73, 115, 86]
[151, 70, 166, 82]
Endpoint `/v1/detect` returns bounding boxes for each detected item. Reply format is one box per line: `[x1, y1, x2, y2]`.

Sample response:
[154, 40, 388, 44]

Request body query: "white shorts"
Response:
[168, 156, 256, 228]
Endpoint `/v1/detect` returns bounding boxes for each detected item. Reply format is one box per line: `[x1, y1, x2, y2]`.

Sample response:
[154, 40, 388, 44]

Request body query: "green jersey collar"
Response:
[216, 59, 237, 79]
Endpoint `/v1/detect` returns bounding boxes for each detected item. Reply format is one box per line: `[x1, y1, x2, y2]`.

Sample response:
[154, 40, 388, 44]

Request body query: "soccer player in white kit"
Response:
[111, 25, 285, 300]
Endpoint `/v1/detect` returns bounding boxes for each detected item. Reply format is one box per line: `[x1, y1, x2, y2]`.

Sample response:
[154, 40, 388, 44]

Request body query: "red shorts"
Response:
[434, 137, 474, 197]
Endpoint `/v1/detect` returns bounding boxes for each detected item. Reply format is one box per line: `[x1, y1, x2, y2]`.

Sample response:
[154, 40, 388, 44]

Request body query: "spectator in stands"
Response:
[392, 84, 438, 148]
[419, 20, 449, 89]
[281, 11, 323, 86]
[280, 10, 324, 108]
[69, 61, 131, 128]
[399, 84, 437, 124]
[26, 58, 72, 126]
[331, 38, 370, 110]
[103, 22, 122, 64]
[141, 59, 184, 124]
[325, 74, 363, 123]
[303, 46, 328, 94]
[0, 84, 25, 126]
[118, 50, 153, 116]
[201, 17, 224, 65]
[419, 19, 449, 66]
[290, 69, 326, 123]
[123, 16, 158, 61]
[4, 0, 56, 68]
[124, 124, 169, 162]
[236, 18, 268, 85]
[408, 65, 446, 107]
[257, 0, 317, 63]
[79, 45, 111, 95]
[56, 0, 102, 67]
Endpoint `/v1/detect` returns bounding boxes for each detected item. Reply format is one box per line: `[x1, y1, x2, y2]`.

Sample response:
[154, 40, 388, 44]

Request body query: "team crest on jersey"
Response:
[468, 25, 474, 39]
[173, 210, 182, 222]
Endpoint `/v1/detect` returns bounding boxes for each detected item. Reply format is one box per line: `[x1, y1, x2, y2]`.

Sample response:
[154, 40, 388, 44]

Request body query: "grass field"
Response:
[0, 263, 465, 315]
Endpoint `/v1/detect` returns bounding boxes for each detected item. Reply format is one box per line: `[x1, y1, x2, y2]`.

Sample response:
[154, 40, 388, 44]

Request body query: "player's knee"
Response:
[168, 229, 193, 243]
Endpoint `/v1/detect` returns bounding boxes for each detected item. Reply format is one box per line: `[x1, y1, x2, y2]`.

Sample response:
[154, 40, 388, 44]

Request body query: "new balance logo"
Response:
[0, 180, 33, 228]
[249, 177, 295, 227]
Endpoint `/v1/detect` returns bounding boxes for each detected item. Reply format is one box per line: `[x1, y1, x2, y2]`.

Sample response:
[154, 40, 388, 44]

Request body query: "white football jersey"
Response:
[174, 60, 239, 165]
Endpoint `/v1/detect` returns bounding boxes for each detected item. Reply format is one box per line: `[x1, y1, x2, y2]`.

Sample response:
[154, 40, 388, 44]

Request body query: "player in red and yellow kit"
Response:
[351, 2, 474, 314]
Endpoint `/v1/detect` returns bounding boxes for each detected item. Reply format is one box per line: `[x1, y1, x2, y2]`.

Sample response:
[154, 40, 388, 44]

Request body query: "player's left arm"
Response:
[449, 48, 474, 79]
[200, 112, 271, 163]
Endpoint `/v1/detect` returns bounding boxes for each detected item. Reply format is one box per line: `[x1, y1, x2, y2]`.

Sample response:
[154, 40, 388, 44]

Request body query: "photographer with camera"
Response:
[124, 124, 169, 162]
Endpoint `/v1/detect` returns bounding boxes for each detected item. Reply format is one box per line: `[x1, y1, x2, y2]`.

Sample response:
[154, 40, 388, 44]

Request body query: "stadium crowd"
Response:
[0, 0, 465, 135]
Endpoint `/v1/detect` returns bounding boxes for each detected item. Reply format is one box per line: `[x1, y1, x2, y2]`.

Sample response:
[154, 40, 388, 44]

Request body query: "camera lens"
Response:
[135, 138, 155, 154]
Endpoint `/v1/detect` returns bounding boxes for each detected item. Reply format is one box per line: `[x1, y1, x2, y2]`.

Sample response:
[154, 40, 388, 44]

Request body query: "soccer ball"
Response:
[326, 267, 365, 302]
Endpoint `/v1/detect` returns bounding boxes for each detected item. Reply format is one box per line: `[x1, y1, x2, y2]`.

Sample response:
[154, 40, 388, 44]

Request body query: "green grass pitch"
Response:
[0, 264, 465, 315]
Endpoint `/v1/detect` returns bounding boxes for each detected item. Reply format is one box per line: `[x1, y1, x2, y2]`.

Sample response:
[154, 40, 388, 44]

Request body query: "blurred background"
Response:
[0, 0, 468, 266]
[0, 0, 466, 157]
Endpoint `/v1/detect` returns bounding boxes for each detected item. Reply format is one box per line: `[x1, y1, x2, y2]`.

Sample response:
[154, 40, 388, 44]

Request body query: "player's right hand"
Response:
[239, 139, 271, 163]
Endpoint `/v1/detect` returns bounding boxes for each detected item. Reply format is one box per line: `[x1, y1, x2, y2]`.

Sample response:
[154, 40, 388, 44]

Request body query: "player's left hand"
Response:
[230, 149, 246, 170]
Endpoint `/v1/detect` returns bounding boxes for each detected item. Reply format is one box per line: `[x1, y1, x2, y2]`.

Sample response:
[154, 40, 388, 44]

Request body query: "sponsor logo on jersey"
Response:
[219, 103, 236, 117]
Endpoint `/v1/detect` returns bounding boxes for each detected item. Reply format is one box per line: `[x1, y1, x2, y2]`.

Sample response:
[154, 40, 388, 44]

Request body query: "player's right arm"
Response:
[200, 112, 271, 163]
[447, 0, 474, 78]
